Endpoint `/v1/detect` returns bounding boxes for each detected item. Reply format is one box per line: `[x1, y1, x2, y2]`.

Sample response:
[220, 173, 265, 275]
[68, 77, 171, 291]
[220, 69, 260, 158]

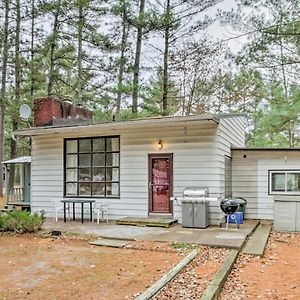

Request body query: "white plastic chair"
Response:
[93, 203, 109, 224]
[51, 199, 70, 222]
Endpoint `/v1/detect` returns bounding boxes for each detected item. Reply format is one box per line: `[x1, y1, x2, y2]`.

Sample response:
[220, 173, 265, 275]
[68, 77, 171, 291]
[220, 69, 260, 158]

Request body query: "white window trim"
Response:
[269, 170, 300, 195]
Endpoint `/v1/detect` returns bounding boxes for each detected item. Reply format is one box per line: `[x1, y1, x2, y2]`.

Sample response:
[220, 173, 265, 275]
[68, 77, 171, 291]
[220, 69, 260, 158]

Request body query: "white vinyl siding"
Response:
[31, 122, 225, 224]
[273, 195, 300, 231]
[218, 116, 245, 155]
[232, 150, 300, 220]
[217, 116, 245, 197]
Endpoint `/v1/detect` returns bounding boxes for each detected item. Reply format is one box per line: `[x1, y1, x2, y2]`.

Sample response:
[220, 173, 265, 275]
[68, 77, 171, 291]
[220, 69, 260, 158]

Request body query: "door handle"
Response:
[189, 207, 192, 217]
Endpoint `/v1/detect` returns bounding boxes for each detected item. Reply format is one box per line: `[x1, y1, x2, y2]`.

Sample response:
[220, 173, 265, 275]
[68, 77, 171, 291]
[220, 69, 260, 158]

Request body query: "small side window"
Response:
[269, 170, 300, 195]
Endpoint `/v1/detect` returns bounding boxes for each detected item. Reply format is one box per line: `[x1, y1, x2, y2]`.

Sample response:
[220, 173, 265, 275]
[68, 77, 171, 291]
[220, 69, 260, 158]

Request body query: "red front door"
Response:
[148, 154, 173, 213]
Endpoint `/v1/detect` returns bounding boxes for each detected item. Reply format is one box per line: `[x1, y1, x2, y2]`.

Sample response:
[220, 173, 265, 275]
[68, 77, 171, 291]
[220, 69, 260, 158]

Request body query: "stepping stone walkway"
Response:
[242, 222, 272, 256]
[90, 239, 130, 248]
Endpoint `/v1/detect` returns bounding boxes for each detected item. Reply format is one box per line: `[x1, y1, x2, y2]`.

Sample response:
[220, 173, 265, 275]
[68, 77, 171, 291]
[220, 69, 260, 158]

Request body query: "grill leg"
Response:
[234, 214, 239, 229]
[73, 203, 75, 220]
[63, 202, 66, 223]
[226, 215, 229, 230]
[90, 202, 92, 222]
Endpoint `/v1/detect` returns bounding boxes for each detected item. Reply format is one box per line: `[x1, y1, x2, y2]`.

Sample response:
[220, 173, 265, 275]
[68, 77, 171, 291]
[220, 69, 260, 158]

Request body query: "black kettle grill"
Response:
[220, 198, 240, 229]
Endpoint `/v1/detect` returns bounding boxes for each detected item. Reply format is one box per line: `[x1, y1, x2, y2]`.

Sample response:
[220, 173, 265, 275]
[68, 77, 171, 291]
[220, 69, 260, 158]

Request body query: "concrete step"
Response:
[148, 213, 173, 219]
[242, 221, 272, 256]
[90, 239, 131, 248]
[116, 217, 178, 228]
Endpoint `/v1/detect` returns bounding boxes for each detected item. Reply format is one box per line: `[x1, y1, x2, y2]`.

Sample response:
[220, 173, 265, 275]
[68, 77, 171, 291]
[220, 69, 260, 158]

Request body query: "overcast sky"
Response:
[206, 0, 247, 53]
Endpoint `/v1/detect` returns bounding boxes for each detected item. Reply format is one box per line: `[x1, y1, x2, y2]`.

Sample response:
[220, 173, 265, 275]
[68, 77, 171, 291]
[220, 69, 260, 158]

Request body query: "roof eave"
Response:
[13, 115, 220, 137]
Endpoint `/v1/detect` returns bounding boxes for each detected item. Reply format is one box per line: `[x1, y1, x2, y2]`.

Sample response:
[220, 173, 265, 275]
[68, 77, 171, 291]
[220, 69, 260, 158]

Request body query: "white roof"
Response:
[3, 156, 31, 164]
[13, 113, 245, 137]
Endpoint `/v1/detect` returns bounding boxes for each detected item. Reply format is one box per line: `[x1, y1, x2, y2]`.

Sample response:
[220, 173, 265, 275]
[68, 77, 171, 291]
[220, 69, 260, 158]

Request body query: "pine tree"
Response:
[221, 0, 300, 147]
[132, 0, 145, 114]
[151, 0, 220, 115]
[142, 68, 180, 116]
[0, 0, 10, 196]
[110, 0, 131, 116]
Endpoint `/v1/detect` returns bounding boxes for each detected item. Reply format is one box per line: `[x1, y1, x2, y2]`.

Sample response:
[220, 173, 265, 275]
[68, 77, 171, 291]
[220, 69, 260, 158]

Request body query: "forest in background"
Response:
[1, 0, 300, 162]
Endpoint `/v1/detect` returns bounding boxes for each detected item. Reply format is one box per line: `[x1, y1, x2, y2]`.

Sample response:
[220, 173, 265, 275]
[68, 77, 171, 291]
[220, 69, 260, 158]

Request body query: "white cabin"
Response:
[14, 114, 245, 225]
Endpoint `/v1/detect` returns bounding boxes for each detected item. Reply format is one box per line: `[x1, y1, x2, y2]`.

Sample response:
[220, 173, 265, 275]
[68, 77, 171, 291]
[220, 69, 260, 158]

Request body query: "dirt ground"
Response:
[219, 231, 300, 300]
[0, 234, 183, 300]
[3, 228, 300, 299]
[154, 247, 229, 299]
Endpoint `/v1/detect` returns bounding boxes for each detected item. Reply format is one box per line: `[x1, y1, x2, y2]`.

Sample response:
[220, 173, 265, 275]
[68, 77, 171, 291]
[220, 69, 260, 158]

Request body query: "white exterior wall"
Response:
[205, 116, 246, 222]
[232, 150, 300, 220]
[218, 116, 245, 194]
[218, 116, 245, 155]
[31, 121, 227, 224]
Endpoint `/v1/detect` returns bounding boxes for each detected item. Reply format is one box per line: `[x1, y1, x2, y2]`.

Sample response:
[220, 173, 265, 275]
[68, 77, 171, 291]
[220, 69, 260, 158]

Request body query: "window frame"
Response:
[63, 135, 120, 198]
[224, 155, 232, 198]
[268, 170, 300, 195]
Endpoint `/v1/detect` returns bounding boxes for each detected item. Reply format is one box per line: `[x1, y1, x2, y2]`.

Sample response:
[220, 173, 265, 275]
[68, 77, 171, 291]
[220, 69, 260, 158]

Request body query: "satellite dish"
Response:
[19, 104, 32, 120]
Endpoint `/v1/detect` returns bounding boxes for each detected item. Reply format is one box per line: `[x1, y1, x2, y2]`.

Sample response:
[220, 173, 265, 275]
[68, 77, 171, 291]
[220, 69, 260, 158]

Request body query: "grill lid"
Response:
[182, 187, 209, 198]
[220, 199, 239, 214]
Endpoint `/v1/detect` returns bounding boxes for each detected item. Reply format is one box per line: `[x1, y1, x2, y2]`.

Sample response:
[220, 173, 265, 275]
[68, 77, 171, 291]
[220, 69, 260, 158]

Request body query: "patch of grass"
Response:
[39, 230, 97, 242]
[63, 231, 82, 237]
[40, 231, 52, 238]
[0, 210, 45, 233]
[170, 242, 198, 251]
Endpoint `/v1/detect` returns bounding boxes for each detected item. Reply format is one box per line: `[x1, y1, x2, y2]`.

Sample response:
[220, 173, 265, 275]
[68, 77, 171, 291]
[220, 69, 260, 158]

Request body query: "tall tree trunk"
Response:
[30, 0, 35, 101]
[162, 0, 171, 116]
[12, 0, 21, 159]
[181, 58, 187, 115]
[10, 0, 21, 189]
[132, 0, 145, 114]
[116, 2, 128, 116]
[77, 3, 83, 104]
[47, 0, 61, 97]
[278, 20, 292, 147]
[0, 0, 10, 197]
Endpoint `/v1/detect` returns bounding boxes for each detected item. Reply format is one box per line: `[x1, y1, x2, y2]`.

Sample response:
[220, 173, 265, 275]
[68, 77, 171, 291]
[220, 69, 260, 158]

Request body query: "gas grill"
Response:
[172, 187, 219, 228]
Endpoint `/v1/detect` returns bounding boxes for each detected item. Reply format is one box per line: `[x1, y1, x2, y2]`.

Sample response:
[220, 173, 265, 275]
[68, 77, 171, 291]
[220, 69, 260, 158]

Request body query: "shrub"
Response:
[0, 210, 45, 233]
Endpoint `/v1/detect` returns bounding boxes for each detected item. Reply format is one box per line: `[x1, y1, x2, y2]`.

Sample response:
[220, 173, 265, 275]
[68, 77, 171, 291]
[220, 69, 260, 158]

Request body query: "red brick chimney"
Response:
[33, 97, 93, 127]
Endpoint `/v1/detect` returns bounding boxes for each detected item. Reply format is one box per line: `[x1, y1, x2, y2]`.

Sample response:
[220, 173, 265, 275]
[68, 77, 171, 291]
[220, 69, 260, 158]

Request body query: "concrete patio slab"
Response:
[43, 219, 259, 249]
[43, 219, 167, 240]
[141, 220, 259, 249]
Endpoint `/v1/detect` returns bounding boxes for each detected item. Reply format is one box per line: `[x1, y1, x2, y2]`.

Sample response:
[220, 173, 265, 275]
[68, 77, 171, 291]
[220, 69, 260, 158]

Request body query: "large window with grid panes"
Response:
[64, 136, 120, 197]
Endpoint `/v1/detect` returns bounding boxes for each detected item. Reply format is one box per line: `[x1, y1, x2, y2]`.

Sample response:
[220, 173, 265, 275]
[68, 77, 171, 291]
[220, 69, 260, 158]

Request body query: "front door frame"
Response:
[148, 153, 173, 214]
